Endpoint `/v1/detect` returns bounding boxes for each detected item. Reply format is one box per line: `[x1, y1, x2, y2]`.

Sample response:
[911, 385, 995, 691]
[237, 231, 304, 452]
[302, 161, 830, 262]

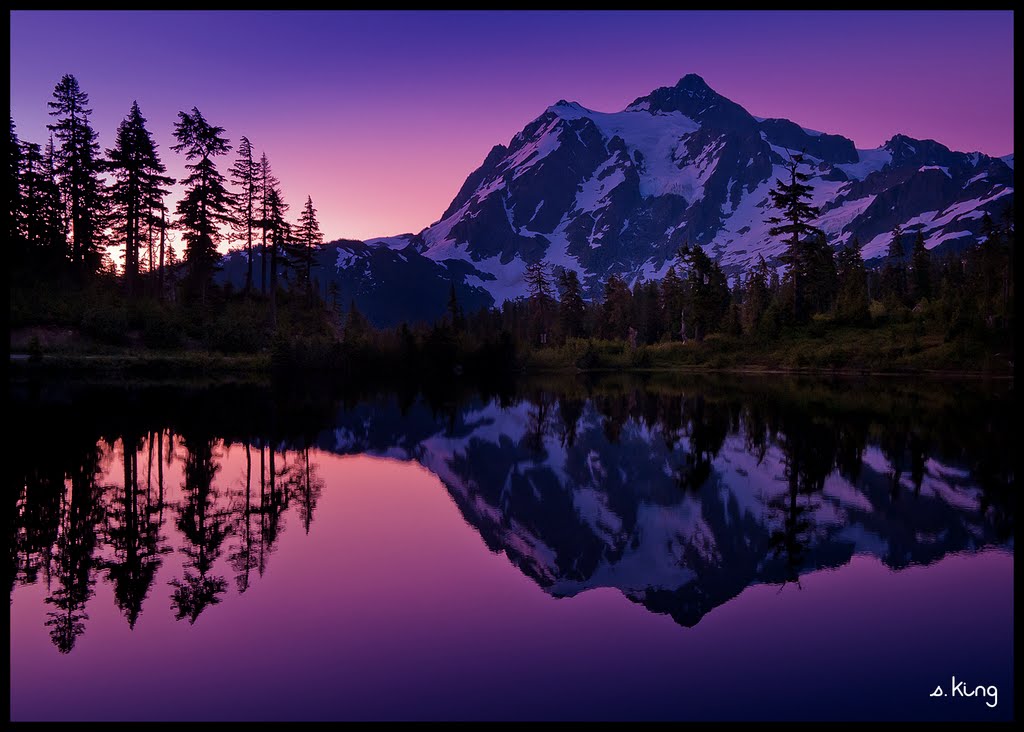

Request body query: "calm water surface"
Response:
[9, 375, 1014, 721]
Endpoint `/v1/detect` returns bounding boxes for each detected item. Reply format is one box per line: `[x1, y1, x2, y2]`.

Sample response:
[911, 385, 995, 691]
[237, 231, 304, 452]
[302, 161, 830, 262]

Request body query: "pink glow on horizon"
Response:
[9, 11, 1014, 250]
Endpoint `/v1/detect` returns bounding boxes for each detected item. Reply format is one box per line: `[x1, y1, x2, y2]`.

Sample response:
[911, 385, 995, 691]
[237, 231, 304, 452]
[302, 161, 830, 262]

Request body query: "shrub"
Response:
[80, 306, 129, 345]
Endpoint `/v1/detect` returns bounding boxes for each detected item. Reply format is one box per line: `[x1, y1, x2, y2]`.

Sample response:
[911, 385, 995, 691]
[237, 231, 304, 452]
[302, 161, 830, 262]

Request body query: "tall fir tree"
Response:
[802, 230, 838, 315]
[556, 267, 586, 341]
[290, 195, 322, 302]
[910, 230, 931, 303]
[262, 183, 289, 329]
[446, 282, 465, 332]
[835, 236, 869, 323]
[741, 254, 774, 334]
[9, 117, 23, 257]
[171, 107, 234, 304]
[229, 136, 259, 294]
[766, 152, 821, 322]
[880, 224, 907, 304]
[659, 264, 684, 339]
[47, 74, 107, 275]
[17, 140, 64, 265]
[256, 152, 279, 295]
[37, 136, 68, 265]
[600, 274, 632, 340]
[524, 260, 554, 345]
[105, 101, 174, 296]
[678, 243, 729, 342]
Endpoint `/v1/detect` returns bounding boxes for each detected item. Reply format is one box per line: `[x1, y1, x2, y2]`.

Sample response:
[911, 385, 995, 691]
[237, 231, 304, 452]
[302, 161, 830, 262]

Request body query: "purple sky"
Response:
[10, 10, 1014, 244]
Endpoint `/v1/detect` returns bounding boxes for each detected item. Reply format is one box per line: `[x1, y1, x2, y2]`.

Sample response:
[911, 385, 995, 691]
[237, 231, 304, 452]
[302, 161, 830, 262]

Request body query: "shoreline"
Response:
[9, 349, 1013, 381]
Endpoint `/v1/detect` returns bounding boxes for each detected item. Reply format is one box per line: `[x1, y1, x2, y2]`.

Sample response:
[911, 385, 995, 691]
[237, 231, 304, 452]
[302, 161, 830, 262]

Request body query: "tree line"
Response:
[9, 76, 1014, 366]
[9, 74, 323, 326]
[490, 152, 1014, 351]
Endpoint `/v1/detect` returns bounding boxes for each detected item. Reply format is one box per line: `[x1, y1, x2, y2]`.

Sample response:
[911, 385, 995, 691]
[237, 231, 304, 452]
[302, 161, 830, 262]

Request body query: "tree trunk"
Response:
[158, 208, 166, 302]
[269, 231, 278, 330]
[246, 223, 253, 296]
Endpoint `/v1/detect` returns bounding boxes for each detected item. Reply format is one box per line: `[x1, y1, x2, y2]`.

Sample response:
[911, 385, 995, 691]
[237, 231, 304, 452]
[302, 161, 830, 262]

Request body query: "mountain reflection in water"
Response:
[10, 375, 1012, 655]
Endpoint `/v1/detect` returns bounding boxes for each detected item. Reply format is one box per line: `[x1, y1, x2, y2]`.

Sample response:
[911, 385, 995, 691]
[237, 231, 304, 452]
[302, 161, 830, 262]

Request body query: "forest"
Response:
[10, 75, 1015, 377]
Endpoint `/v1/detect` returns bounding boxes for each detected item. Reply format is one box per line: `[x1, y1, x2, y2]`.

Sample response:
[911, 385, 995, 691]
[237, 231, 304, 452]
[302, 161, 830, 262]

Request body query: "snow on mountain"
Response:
[403, 74, 1013, 303]
[224, 74, 1011, 320]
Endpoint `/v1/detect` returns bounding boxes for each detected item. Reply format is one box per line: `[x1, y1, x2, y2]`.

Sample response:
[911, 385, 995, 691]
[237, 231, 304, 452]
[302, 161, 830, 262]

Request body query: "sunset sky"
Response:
[10, 10, 1014, 245]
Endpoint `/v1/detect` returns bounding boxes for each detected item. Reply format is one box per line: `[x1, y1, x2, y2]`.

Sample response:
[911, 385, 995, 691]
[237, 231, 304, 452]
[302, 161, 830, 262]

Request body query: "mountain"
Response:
[216, 237, 493, 328]
[387, 73, 1013, 301]
[312, 390, 1009, 629]
[219, 74, 1013, 324]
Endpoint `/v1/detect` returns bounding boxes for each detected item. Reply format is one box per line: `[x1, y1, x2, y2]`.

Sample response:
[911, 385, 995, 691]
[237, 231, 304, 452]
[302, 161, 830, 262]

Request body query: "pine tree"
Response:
[659, 264, 684, 339]
[343, 299, 369, 345]
[446, 282, 465, 332]
[742, 255, 774, 333]
[9, 118, 23, 257]
[633, 279, 662, 345]
[766, 152, 821, 322]
[171, 107, 234, 304]
[880, 225, 907, 304]
[256, 152, 279, 295]
[262, 184, 290, 329]
[835, 236, 869, 323]
[17, 140, 59, 264]
[600, 274, 632, 340]
[47, 74, 107, 275]
[678, 243, 729, 341]
[556, 268, 586, 341]
[524, 260, 553, 345]
[291, 195, 322, 303]
[105, 101, 174, 296]
[910, 230, 931, 303]
[41, 136, 67, 260]
[229, 136, 259, 294]
[803, 230, 838, 315]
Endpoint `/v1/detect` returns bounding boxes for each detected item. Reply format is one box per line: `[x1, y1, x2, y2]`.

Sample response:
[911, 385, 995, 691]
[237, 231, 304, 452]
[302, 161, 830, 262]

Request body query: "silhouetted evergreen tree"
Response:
[802, 230, 838, 315]
[256, 152, 278, 295]
[660, 264, 684, 339]
[17, 139, 65, 266]
[741, 255, 773, 334]
[556, 267, 586, 341]
[524, 260, 554, 345]
[105, 101, 174, 296]
[343, 299, 370, 345]
[446, 282, 465, 332]
[171, 107, 234, 304]
[910, 231, 931, 303]
[9, 117, 22, 257]
[678, 243, 729, 342]
[263, 183, 290, 329]
[633, 279, 662, 344]
[835, 236, 869, 323]
[47, 74, 107, 275]
[600, 274, 632, 340]
[767, 152, 821, 322]
[880, 224, 907, 305]
[229, 136, 259, 294]
[291, 194, 322, 302]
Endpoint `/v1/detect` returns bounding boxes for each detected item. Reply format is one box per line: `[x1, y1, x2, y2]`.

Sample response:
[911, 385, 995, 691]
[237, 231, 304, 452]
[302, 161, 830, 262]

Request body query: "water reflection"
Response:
[9, 376, 1014, 652]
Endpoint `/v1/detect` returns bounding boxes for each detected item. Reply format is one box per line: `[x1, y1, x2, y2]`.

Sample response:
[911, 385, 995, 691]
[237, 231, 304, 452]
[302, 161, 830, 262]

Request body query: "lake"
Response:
[8, 373, 1014, 721]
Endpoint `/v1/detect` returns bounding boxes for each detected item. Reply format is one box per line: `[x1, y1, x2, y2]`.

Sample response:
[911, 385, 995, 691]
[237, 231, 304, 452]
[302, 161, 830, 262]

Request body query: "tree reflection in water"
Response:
[9, 375, 1014, 650]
